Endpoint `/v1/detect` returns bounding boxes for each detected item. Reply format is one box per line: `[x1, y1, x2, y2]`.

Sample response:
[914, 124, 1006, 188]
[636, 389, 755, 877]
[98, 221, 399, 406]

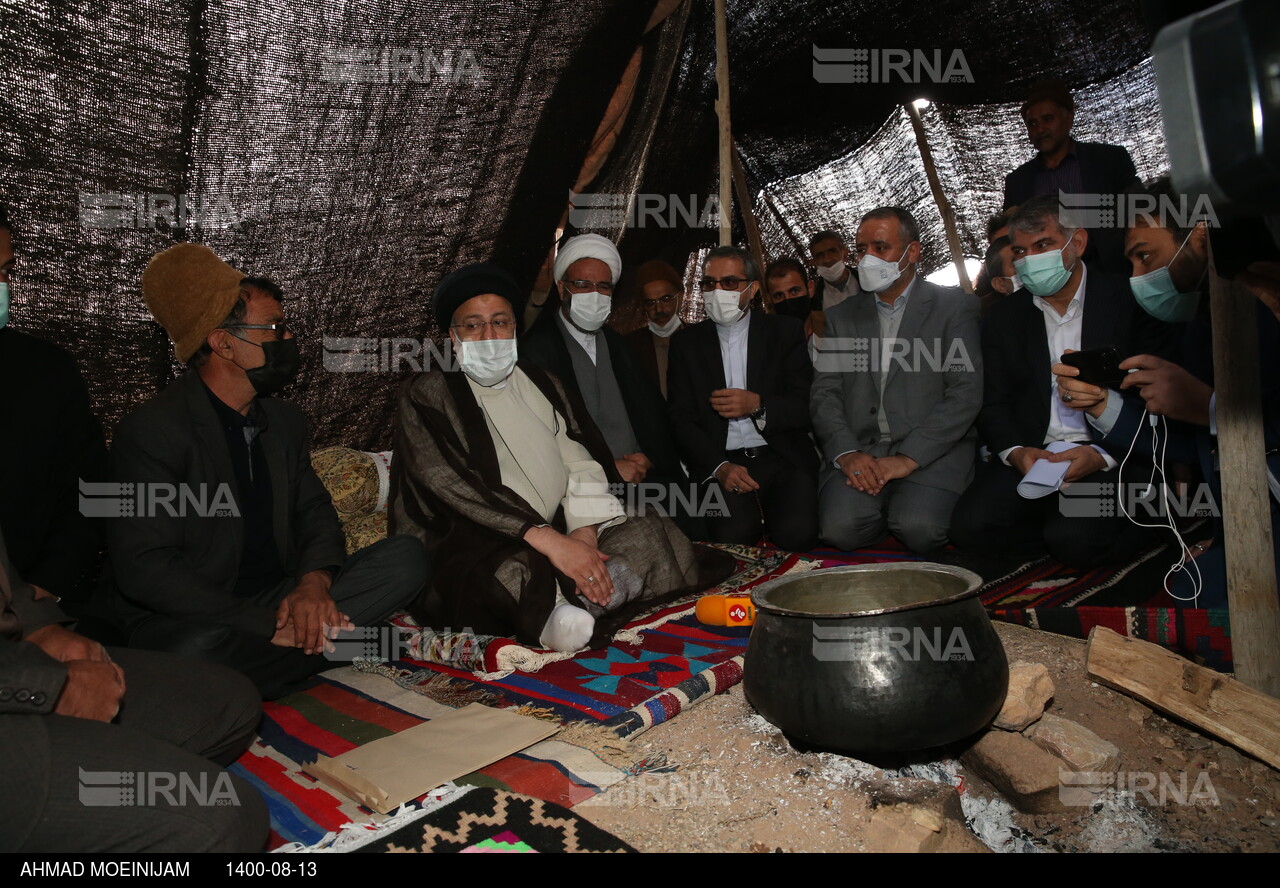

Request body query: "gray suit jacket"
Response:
[0, 532, 69, 715]
[810, 278, 982, 493]
[106, 372, 346, 637]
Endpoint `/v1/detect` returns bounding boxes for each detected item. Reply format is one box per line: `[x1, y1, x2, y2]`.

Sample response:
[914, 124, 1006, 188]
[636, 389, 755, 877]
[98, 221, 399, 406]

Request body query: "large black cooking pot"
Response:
[744, 563, 1008, 755]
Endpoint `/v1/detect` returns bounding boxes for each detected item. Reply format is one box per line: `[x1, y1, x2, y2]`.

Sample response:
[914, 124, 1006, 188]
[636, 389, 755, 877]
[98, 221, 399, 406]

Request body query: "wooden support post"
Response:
[714, 0, 731, 246]
[1209, 244, 1280, 696]
[904, 101, 972, 293]
[731, 149, 767, 288]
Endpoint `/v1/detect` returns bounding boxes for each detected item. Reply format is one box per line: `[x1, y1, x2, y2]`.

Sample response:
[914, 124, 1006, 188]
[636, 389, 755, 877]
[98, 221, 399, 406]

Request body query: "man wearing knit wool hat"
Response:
[104, 244, 428, 699]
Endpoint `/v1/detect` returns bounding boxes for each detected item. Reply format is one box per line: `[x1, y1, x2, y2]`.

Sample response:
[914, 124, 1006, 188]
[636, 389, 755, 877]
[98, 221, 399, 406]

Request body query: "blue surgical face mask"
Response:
[0, 282, 8, 330]
[1013, 235, 1078, 297]
[1129, 229, 1201, 323]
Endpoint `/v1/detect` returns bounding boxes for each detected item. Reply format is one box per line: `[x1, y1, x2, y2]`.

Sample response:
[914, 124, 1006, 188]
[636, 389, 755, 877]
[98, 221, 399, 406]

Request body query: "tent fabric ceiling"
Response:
[3, 0, 1167, 451]
[754, 60, 1170, 280]
[0, 0, 655, 450]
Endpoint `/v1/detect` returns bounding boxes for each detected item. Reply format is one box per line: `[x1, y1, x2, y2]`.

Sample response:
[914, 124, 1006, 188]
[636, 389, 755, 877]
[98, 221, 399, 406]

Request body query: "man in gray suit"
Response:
[811, 207, 982, 553]
[1, 529, 267, 851]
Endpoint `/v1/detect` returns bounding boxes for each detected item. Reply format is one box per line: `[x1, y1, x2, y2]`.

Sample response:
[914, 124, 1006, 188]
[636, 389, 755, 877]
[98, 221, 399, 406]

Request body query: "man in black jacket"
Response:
[1003, 81, 1140, 275]
[106, 245, 427, 698]
[950, 196, 1174, 567]
[0, 205, 108, 617]
[668, 246, 818, 552]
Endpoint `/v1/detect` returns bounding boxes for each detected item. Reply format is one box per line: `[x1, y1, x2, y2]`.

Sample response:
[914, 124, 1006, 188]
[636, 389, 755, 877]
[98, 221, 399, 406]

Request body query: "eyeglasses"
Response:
[223, 322, 291, 339]
[699, 276, 751, 291]
[451, 319, 514, 340]
[562, 279, 614, 294]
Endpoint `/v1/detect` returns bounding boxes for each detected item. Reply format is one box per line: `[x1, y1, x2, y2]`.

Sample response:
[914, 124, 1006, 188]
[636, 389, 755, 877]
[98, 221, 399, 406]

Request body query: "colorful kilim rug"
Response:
[230, 669, 627, 850]
[372, 544, 914, 724]
[351, 787, 636, 854]
[816, 536, 1233, 672]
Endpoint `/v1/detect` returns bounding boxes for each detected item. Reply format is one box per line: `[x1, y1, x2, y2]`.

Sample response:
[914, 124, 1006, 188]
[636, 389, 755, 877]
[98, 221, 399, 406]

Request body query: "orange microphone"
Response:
[695, 594, 755, 627]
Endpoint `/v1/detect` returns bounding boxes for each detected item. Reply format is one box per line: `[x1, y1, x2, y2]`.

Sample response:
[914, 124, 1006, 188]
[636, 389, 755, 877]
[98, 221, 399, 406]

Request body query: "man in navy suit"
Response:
[950, 196, 1175, 568]
[1003, 81, 1139, 275]
[667, 246, 818, 552]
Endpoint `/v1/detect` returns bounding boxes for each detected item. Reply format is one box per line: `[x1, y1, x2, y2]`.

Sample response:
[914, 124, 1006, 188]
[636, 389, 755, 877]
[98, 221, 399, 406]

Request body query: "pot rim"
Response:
[750, 561, 984, 618]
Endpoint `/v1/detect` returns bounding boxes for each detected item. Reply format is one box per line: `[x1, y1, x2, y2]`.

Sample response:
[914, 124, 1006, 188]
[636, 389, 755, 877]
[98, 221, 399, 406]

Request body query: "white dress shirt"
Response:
[718, 310, 768, 452]
[998, 264, 1117, 470]
[821, 270, 860, 312]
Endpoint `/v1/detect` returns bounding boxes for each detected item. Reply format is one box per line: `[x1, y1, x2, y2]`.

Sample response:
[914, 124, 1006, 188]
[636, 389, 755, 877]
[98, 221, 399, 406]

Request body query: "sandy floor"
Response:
[576, 623, 1280, 853]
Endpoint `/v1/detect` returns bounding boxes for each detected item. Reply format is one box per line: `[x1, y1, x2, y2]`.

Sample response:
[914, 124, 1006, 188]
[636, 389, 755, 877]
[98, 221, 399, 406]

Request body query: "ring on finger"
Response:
[1061, 393, 1074, 403]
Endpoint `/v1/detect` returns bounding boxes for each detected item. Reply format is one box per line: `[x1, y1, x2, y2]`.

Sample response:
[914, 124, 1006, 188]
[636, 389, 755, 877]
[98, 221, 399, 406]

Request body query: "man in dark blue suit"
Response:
[951, 196, 1175, 568]
[1003, 81, 1139, 275]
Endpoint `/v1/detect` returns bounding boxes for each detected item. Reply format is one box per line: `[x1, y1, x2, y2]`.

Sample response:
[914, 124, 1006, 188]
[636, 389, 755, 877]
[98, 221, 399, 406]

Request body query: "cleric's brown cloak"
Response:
[390, 360, 720, 646]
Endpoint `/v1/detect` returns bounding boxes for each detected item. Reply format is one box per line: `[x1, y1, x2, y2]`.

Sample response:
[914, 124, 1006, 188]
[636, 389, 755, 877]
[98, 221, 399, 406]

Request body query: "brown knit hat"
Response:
[142, 243, 245, 362]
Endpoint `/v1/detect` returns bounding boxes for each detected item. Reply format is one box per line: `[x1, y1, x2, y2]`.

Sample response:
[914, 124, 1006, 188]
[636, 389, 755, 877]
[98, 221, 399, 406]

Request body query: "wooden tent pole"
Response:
[904, 101, 972, 293]
[1208, 245, 1280, 696]
[731, 149, 767, 283]
[714, 0, 731, 246]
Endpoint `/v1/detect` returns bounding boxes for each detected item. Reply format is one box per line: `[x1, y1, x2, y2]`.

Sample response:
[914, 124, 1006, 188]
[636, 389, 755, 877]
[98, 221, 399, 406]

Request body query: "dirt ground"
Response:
[577, 623, 1280, 853]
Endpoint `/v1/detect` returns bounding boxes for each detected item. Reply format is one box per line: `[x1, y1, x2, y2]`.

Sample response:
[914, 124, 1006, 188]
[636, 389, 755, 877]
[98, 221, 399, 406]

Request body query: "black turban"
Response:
[432, 263, 525, 330]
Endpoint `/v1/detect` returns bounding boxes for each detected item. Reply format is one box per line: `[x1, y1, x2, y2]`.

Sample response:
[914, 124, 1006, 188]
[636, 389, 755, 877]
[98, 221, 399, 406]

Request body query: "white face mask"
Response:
[704, 288, 746, 326]
[648, 312, 682, 338]
[857, 252, 909, 293]
[567, 290, 612, 332]
[816, 259, 847, 283]
[456, 337, 518, 387]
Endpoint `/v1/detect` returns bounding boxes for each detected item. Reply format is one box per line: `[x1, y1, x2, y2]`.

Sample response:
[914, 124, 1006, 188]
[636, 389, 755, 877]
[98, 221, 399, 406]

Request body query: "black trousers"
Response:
[701, 446, 818, 552]
[130, 535, 429, 699]
[2, 648, 267, 853]
[950, 460, 1166, 568]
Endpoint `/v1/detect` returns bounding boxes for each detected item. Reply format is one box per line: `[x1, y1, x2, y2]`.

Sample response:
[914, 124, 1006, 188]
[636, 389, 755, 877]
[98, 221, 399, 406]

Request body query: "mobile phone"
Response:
[1061, 347, 1126, 389]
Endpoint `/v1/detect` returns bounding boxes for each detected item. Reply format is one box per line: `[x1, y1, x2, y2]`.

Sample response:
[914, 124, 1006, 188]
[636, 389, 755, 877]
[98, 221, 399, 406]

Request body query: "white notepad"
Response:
[1016, 441, 1083, 499]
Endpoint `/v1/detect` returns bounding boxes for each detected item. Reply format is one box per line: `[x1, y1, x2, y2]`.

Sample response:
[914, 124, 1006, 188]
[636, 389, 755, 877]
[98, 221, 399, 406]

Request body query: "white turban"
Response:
[553, 233, 622, 284]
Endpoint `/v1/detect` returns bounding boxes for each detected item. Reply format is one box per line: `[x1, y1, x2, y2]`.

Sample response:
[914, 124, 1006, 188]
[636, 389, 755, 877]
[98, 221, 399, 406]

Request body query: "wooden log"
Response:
[903, 101, 973, 293]
[1086, 626, 1280, 770]
[714, 0, 731, 246]
[1209, 246, 1280, 696]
